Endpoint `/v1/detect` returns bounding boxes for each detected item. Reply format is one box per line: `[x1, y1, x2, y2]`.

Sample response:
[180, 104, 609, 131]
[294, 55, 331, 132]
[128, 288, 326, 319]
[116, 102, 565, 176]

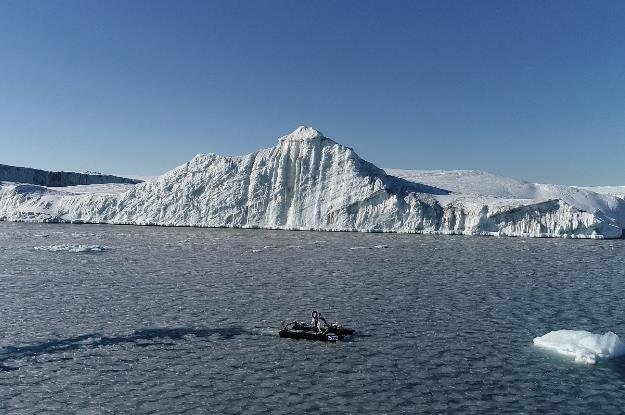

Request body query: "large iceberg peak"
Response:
[279, 126, 325, 142]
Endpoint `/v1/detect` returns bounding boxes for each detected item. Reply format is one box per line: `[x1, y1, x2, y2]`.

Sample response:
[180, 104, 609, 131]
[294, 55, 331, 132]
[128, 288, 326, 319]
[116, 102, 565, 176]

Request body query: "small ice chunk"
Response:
[34, 244, 109, 253]
[533, 330, 625, 364]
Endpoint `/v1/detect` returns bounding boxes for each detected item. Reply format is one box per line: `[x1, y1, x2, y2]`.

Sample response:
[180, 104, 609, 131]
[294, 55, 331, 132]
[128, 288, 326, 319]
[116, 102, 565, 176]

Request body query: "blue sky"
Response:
[1, 1, 623, 185]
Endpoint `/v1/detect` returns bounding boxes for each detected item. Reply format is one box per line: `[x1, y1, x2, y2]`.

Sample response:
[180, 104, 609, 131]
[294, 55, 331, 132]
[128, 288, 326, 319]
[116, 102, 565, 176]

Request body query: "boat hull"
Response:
[279, 329, 337, 341]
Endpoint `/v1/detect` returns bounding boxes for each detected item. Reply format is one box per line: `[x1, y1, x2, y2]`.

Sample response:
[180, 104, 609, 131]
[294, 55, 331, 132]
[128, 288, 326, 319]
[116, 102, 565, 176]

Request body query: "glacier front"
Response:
[0, 126, 623, 238]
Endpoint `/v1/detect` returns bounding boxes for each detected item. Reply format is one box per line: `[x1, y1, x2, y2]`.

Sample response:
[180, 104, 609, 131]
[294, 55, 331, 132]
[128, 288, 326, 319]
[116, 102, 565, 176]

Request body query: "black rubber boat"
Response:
[279, 320, 355, 342]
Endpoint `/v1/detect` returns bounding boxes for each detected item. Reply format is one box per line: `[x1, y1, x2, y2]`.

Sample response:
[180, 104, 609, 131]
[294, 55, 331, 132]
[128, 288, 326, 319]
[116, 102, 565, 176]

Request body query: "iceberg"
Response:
[1, 126, 624, 238]
[533, 330, 625, 364]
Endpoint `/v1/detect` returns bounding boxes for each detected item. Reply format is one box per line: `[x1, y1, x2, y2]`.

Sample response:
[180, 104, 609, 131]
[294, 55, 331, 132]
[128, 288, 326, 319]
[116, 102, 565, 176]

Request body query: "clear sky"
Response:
[1, 1, 624, 185]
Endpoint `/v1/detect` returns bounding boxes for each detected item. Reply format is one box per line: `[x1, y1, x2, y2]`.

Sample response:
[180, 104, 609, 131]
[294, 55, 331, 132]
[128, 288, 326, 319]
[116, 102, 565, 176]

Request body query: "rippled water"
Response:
[1, 222, 625, 414]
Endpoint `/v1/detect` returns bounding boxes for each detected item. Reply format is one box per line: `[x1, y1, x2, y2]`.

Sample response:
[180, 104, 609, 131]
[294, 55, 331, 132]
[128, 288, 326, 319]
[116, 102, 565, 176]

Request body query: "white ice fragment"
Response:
[70, 232, 97, 237]
[34, 244, 109, 253]
[533, 330, 625, 364]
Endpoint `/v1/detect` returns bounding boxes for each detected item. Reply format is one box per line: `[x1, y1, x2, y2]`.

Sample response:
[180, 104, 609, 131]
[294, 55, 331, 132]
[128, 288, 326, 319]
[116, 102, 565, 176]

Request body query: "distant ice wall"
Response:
[0, 164, 142, 187]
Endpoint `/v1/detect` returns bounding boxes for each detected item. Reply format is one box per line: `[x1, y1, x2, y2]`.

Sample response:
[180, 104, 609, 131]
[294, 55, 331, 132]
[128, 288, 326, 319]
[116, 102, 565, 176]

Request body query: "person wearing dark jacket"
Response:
[311, 310, 321, 332]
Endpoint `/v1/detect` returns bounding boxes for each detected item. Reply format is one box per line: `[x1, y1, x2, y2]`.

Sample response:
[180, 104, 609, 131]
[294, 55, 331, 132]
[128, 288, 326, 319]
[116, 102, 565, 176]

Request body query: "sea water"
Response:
[1, 222, 625, 414]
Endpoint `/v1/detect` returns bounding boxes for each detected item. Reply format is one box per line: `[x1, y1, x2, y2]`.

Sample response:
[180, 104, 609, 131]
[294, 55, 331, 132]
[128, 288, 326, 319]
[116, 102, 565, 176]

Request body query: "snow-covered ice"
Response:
[533, 330, 625, 364]
[387, 169, 625, 238]
[1, 126, 624, 238]
[576, 186, 625, 199]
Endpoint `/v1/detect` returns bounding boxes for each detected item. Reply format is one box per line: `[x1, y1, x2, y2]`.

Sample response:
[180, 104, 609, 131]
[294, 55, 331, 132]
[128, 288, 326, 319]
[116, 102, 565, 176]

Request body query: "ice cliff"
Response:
[0, 164, 141, 187]
[0, 126, 623, 238]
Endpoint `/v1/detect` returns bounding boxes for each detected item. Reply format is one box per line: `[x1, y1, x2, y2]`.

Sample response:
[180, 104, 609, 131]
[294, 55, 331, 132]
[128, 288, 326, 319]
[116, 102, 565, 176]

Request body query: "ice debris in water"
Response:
[350, 245, 389, 250]
[70, 232, 97, 237]
[34, 244, 109, 253]
[533, 330, 625, 364]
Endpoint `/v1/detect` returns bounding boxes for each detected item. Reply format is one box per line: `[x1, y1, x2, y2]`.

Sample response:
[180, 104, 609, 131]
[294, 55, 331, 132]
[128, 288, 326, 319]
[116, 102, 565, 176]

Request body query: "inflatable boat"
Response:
[279, 317, 354, 342]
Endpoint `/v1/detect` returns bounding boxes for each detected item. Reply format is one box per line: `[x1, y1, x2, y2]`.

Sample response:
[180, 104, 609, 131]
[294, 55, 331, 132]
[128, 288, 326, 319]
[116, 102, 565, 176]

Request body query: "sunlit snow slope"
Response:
[0, 127, 623, 238]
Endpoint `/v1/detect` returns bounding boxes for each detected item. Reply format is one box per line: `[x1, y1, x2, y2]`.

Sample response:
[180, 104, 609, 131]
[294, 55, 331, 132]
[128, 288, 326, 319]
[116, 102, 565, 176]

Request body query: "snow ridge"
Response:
[0, 126, 623, 238]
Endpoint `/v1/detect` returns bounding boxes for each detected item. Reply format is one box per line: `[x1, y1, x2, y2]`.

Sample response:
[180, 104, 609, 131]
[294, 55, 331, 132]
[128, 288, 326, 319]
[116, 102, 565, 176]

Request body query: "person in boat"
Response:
[311, 310, 321, 332]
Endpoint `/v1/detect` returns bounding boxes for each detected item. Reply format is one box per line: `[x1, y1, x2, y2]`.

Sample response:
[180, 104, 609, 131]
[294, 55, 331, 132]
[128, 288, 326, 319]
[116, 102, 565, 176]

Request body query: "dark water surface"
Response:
[1, 222, 625, 414]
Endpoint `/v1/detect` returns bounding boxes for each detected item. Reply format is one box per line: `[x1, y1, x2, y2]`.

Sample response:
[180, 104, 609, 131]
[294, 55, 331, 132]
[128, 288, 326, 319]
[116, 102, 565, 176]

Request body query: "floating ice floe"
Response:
[350, 245, 389, 250]
[70, 232, 98, 237]
[533, 330, 625, 364]
[34, 244, 109, 253]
